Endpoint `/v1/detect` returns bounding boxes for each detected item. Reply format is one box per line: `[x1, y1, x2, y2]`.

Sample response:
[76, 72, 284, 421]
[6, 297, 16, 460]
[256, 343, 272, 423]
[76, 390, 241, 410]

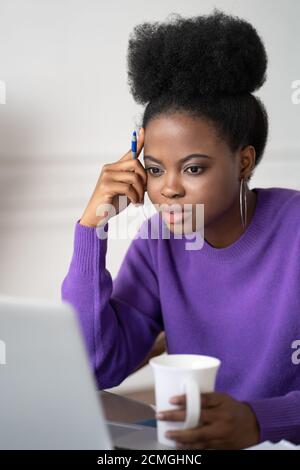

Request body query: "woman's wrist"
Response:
[79, 217, 97, 228]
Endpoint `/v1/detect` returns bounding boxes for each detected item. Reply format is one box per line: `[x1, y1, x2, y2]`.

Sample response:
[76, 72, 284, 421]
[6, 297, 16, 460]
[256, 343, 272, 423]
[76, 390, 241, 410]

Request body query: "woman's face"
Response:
[142, 112, 241, 234]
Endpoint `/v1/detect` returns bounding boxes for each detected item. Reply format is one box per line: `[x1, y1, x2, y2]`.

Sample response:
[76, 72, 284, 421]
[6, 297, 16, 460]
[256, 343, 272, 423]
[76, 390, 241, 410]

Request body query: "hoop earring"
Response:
[239, 177, 248, 231]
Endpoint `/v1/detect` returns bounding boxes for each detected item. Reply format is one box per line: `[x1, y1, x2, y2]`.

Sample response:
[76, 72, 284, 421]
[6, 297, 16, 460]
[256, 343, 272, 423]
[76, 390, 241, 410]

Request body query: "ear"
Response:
[239, 145, 256, 180]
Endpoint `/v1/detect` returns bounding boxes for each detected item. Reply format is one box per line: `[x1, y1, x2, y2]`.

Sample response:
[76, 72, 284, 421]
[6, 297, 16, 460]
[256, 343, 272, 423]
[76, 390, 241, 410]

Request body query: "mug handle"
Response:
[181, 378, 201, 429]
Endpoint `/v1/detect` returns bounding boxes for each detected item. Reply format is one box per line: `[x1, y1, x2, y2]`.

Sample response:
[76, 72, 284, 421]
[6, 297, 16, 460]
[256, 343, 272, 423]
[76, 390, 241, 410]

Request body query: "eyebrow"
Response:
[143, 153, 213, 164]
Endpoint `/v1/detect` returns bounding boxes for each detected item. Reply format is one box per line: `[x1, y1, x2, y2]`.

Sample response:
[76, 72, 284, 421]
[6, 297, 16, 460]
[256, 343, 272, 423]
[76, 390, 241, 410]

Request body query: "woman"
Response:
[61, 9, 300, 448]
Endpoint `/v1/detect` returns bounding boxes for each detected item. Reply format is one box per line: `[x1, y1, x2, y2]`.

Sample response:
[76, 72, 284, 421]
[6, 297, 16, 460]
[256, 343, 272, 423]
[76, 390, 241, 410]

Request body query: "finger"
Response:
[169, 394, 186, 405]
[157, 407, 216, 425]
[201, 392, 226, 408]
[165, 423, 221, 444]
[112, 159, 147, 188]
[136, 127, 145, 157]
[169, 392, 225, 416]
[107, 170, 145, 203]
[177, 439, 222, 450]
[156, 407, 185, 422]
[169, 392, 225, 408]
[170, 392, 223, 408]
[103, 181, 140, 205]
[176, 441, 206, 450]
[199, 407, 220, 424]
[120, 127, 145, 161]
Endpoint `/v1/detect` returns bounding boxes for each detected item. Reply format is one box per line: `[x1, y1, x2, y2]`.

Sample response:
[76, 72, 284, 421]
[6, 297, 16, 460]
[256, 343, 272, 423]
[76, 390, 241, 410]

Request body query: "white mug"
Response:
[149, 354, 221, 447]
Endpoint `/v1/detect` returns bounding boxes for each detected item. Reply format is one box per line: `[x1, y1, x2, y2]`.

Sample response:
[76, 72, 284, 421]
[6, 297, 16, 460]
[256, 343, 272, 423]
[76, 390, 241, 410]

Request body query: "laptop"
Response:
[0, 294, 172, 450]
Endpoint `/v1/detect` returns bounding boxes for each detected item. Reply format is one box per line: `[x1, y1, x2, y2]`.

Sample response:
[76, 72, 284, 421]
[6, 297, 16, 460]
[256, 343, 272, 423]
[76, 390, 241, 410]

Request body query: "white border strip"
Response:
[0, 80, 6, 104]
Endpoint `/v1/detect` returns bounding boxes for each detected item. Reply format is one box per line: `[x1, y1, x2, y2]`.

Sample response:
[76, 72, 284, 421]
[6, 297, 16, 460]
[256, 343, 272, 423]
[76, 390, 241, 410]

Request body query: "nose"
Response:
[160, 175, 185, 199]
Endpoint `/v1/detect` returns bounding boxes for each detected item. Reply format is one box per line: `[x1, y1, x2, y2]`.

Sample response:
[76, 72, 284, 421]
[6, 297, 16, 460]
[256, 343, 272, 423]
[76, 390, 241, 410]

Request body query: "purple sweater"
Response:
[61, 186, 300, 444]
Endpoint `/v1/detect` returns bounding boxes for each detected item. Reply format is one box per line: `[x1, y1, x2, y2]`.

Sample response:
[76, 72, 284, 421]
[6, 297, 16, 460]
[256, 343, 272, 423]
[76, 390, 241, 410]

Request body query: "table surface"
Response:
[99, 390, 156, 423]
[99, 391, 300, 450]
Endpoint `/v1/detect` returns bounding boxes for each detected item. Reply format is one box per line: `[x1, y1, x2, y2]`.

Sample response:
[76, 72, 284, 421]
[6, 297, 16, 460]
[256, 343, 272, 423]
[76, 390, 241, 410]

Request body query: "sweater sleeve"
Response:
[245, 391, 300, 444]
[61, 218, 164, 390]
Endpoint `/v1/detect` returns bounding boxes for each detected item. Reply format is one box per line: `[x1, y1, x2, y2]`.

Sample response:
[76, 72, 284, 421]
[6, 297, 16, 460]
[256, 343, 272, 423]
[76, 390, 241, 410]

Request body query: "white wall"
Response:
[0, 0, 300, 393]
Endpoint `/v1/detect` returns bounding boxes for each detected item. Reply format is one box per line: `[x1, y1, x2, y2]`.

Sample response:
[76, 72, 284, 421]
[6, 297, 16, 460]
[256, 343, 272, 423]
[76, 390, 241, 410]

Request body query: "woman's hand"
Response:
[80, 128, 147, 228]
[156, 392, 260, 449]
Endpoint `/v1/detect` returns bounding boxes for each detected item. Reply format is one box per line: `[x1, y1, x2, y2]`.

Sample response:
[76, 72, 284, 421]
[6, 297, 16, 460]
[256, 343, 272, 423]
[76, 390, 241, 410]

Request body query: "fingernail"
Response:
[134, 203, 142, 207]
[156, 413, 165, 420]
[176, 443, 184, 449]
[170, 397, 179, 404]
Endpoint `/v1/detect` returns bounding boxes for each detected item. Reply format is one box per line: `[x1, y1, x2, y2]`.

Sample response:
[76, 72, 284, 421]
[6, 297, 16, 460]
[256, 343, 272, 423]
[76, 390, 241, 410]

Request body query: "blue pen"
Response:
[131, 129, 147, 213]
[131, 130, 137, 159]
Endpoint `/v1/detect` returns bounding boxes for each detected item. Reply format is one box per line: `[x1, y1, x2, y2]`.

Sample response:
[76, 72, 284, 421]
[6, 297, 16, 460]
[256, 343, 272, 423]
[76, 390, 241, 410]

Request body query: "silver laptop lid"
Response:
[0, 294, 112, 450]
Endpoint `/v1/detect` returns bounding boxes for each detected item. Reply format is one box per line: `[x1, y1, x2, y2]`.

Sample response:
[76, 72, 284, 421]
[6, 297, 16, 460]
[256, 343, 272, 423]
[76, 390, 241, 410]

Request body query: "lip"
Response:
[162, 210, 192, 224]
[162, 206, 184, 213]
[160, 204, 193, 213]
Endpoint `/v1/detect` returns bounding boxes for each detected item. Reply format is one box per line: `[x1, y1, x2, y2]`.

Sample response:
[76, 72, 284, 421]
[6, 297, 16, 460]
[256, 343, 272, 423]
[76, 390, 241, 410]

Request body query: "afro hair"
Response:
[127, 8, 268, 103]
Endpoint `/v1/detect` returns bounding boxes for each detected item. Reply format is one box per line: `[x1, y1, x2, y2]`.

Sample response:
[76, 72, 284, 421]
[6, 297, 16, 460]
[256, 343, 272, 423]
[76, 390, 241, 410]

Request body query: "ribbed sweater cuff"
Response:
[70, 219, 108, 276]
[246, 394, 300, 444]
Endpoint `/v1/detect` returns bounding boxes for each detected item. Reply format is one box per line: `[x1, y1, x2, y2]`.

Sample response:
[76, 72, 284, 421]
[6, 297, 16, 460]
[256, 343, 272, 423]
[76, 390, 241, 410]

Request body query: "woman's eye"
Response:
[185, 166, 204, 175]
[145, 167, 161, 176]
[145, 166, 204, 176]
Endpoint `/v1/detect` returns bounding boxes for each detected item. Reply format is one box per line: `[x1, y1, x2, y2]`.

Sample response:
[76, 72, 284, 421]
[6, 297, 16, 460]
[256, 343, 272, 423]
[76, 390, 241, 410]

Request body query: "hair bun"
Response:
[127, 9, 268, 104]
